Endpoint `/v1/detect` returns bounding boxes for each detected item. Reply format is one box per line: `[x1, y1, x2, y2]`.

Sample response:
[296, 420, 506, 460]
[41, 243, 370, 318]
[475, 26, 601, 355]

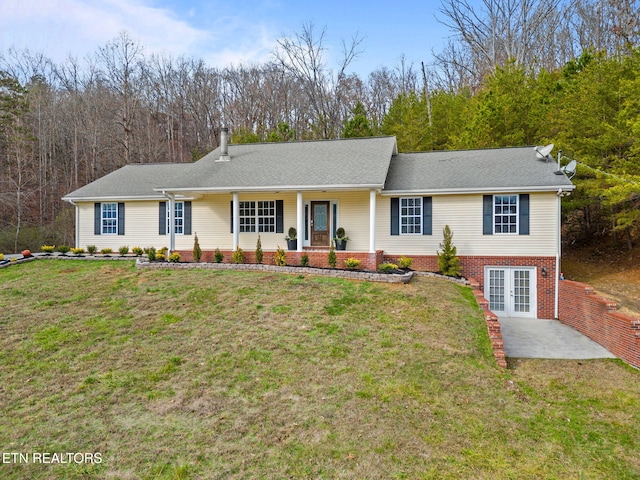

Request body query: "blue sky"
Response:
[0, 0, 463, 77]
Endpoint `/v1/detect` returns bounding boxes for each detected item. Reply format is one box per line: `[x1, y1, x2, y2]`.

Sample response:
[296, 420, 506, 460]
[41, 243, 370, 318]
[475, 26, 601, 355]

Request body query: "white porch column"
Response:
[168, 194, 175, 252]
[232, 192, 239, 250]
[296, 191, 304, 252]
[369, 189, 377, 253]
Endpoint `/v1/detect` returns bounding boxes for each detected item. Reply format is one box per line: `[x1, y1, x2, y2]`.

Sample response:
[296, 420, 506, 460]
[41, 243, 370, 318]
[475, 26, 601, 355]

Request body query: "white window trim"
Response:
[493, 194, 519, 235]
[400, 197, 422, 235]
[101, 202, 118, 235]
[166, 201, 184, 235]
[239, 200, 276, 233]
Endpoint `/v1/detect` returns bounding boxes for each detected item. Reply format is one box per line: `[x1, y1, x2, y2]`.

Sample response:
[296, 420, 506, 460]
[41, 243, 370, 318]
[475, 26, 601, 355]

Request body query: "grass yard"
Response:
[0, 260, 638, 479]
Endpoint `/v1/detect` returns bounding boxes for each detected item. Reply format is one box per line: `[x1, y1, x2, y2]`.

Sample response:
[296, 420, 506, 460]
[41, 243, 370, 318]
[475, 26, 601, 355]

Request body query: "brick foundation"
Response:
[559, 280, 640, 369]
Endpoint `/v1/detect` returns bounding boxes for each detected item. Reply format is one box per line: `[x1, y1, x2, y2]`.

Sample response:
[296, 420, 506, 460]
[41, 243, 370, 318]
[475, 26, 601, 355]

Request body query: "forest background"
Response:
[1, 0, 639, 254]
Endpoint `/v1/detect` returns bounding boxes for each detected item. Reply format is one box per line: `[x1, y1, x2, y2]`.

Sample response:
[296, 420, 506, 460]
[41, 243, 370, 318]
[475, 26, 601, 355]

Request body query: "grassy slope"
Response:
[0, 260, 638, 479]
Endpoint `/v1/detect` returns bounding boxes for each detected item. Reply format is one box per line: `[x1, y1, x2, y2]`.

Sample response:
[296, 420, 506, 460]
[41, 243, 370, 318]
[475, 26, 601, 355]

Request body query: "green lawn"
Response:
[0, 260, 638, 479]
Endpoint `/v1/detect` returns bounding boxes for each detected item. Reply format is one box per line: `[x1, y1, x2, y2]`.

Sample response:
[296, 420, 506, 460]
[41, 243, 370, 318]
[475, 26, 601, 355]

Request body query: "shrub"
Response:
[378, 262, 398, 273]
[232, 247, 244, 264]
[437, 225, 461, 277]
[286, 227, 297, 240]
[300, 253, 309, 267]
[255, 235, 263, 264]
[71, 247, 85, 255]
[344, 258, 361, 270]
[147, 246, 157, 261]
[0, 253, 4, 261]
[168, 252, 181, 263]
[100, 248, 112, 255]
[87, 245, 97, 255]
[328, 244, 337, 268]
[274, 246, 287, 266]
[214, 248, 223, 263]
[156, 253, 166, 262]
[398, 256, 413, 269]
[57, 245, 70, 254]
[41, 245, 55, 253]
[132, 246, 144, 256]
[159, 246, 168, 257]
[193, 234, 202, 263]
[119, 246, 129, 256]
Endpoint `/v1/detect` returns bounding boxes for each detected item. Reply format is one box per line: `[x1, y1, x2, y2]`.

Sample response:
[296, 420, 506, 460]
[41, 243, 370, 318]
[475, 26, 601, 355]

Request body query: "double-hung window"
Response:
[239, 201, 276, 233]
[494, 195, 518, 234]
[166, 201, 184, 235]
[101, 203, 118, 235]
[400, 197, 422, 234]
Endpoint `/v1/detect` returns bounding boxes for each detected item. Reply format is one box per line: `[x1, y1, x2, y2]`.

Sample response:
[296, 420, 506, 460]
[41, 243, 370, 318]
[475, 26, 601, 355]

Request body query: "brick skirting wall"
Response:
[559, 280, 640, 369]
[385, 255, 557, 319]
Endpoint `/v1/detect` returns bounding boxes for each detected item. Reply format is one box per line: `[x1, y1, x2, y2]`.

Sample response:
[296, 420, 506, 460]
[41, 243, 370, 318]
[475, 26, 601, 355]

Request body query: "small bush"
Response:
[232, 247, 244, 264]
[378, 262, 398, 273]
[100, 248, 112, 255]
[41, 245, 55, 253]
[71, 247, 85, 255]
[328, 244, 337, 268]
[0, 253, 4, 261]
[437, 225, 461, 277]
[193, 234, 202, 263]
[168, 252, 181, 263]
[119, 246, 129, 256]
[156, 253, 166, 262]
[274, 246, 287, 266]
[214, 248, 223, 263]
[159, 246, 169, 257]
[398, 256, 413, 269]
[344, 258, 361, 270]
[147, 246, 157, 261]
[57, 245, 70, 254]
[300, 253, 309, 267]
[87, 245, 97, 255]
[132, 246, 144, 256]
[255, 235, 263, 264]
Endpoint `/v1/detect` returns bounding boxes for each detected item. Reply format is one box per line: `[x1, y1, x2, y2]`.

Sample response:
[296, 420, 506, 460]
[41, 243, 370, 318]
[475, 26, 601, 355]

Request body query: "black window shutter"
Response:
[276, 200, 284, 233]
[117, 203, 125, 235]
[184, 201, 192, 235]
[519, 194, 530, 235]
[94, 203, 101, 235]
[390, 198, 399, 235]
[230, 201, 234, 234]
[483, 195, 493, 235]
[422, 197, 432, 235]
[159, 202, 167, 235]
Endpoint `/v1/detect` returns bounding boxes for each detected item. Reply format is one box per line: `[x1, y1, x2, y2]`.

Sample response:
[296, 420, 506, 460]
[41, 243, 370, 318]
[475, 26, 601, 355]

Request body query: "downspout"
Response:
[162, 191, 175, 252]
[555, 188, 562, 319]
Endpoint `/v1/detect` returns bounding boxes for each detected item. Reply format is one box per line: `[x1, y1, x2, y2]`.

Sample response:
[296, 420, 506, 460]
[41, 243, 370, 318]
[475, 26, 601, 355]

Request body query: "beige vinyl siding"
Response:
[376, 193, 558, 257]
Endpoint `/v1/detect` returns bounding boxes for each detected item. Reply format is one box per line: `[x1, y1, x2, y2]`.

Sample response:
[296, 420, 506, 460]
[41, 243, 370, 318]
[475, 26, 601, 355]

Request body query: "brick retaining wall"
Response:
[559, 280, 640, 369]
[469, 278, 507, 369]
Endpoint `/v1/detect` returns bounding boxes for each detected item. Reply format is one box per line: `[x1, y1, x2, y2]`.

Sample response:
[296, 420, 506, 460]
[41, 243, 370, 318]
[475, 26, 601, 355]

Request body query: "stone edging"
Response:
[135, 258, 415, 284]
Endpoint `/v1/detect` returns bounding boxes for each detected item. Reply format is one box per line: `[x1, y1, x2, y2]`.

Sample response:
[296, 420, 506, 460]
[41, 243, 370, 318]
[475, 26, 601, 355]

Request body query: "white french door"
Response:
[485, 267, 536, 318]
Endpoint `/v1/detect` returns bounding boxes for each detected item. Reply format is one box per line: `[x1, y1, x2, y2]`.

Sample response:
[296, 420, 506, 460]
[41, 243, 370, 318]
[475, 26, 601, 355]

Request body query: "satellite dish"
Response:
[534, 144, 554, 161]
[561, 159, 577, 179]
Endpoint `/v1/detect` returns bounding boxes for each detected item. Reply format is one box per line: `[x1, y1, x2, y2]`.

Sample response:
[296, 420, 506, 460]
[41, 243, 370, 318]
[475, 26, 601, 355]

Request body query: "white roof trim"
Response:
[62, 195, 195, 202]
[381, 184, 576, 196]
[153, 184, 384, 194]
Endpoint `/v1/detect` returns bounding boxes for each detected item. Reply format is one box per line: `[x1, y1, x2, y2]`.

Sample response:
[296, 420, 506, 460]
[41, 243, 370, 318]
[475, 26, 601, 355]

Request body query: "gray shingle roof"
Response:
[156, 136, 398, 192]
[383, 147, 575, 193]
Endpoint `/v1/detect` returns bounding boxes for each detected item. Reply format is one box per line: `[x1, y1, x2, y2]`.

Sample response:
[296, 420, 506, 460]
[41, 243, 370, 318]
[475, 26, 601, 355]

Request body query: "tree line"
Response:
[0, 0, 639, 252]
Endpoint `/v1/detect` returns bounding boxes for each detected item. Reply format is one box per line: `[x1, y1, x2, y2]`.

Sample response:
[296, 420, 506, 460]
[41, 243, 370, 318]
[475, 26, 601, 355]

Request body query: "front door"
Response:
[485, 267, 536, 317]
[310, 201, 330, 247]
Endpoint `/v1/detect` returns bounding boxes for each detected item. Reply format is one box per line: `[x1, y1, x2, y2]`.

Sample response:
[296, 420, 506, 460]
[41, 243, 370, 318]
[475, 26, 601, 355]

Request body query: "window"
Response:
[166, 201, 184, 235]
[494, 195, 518, 234]
[400, 197, 422, 234]
[238, 201, 276, 233]
[101, 203, 118, 235]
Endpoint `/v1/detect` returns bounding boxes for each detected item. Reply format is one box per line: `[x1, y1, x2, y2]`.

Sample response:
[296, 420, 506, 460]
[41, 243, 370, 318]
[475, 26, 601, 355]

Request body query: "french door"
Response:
[485, 267, 536, 318]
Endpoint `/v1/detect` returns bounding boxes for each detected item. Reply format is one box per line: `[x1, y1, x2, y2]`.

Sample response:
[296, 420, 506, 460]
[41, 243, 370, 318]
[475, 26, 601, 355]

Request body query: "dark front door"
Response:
[311, 201, 330, 247]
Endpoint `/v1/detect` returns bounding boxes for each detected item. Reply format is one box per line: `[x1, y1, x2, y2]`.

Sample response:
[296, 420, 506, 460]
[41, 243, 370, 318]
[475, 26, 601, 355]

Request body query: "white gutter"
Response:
[381, 185, 576, 196]
[62, 195, 195, 202]
[152, 184, 385, 194]
[555, 187, 571, 319]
